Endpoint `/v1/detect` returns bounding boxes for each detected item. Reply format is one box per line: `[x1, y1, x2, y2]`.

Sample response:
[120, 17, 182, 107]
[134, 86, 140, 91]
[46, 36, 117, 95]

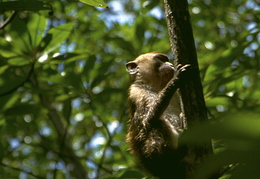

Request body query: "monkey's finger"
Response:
[179, 64, 192, 72]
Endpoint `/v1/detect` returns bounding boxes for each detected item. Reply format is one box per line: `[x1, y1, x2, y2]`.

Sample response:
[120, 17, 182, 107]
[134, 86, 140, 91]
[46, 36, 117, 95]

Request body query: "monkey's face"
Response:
[126, 53, 174, 91]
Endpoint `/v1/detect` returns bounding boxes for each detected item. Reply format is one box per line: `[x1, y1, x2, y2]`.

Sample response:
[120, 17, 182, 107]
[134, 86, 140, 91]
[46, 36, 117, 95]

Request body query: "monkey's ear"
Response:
[126, 62, 138, 74]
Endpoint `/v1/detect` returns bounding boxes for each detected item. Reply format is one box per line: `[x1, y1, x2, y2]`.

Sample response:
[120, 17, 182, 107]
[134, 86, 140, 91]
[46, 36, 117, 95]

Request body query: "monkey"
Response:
[126, 52, 191, 179]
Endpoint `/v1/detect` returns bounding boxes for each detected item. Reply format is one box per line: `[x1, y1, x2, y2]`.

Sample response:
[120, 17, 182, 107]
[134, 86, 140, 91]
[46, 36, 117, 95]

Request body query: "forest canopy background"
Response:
[0, 0, 259, 178]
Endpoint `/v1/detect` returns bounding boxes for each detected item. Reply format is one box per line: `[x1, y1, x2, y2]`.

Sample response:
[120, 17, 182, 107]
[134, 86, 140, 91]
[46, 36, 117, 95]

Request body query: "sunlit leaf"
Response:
[205, 96, 230, 108]
[50, 53, 87, 64]
[0, 38, 19, 57]
[6, 16, 32, 54]
[8, 57, 31, 66]
[40, 22, 74, 53]
[27, 13, 48, 48]
[0, 65, 9, 74]
[0, 93, 20, 112]
[79, 0, 108, 8]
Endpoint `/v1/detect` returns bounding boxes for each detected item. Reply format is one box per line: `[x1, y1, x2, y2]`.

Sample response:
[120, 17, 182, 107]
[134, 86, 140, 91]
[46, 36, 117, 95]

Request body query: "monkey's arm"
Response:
[129, 65, 191, 125]
[149, 65, 191, 123]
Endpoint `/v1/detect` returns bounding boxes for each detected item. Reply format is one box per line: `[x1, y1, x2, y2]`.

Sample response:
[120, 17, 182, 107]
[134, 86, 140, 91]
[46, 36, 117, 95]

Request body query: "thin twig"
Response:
[0, 162, 44, 179]
[30, 69, 88, 179]
[0, 11, 17, 29]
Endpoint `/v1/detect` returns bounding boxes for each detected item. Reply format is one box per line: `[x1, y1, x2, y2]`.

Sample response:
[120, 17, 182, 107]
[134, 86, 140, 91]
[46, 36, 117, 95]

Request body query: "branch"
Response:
[30, 74, 88, 178]
[164, 0, 214, 178]
[47, 107, 88, 179]
[0, 11, 17, 29]
[0, 162, 44, 179]
[95, 103, 128, 178]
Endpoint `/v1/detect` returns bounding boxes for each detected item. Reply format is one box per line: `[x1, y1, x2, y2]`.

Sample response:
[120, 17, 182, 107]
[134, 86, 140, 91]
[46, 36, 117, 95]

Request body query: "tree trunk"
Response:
[164, 0, 213, 178]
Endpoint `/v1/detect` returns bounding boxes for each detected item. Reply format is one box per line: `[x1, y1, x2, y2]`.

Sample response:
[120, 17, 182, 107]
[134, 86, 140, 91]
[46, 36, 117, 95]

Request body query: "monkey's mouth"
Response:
[164, 68, 175, 77]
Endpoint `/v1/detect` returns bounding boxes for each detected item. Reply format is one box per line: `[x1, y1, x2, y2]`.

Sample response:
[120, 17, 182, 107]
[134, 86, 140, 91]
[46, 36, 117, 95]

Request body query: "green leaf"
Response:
[182, 112, 260, 148]
[204, 42, 249, 83]
[112, 37, 136, 56]
[47, 72, 84, 91]
[0, 93, 20, 112]
[90, 59, 114, 88]
[50, 53, 87, 64]
[0, 38, 19, 57]
[40, 22, 74, 53]
[38, 33, 52, 53]
[6, 15, 32, 54]
[195, 150, 260, 179]
[0, 1, 52, 11]
[8, 57, 31, 66]
[0, 65, 9, 74]
[79, 0, 108, 8]
[0, 67, 29, 94]
[135, 17, 146, 49]
[206, 96, 230, 108]
[27, 13, 48, 48]
[104, 169, 146, 179]
[82, 55, 97, 80]
[4, 104, 40, 116]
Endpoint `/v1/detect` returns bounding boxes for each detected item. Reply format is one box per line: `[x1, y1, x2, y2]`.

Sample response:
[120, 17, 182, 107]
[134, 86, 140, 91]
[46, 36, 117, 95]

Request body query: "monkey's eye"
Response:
[156, 54, 169, 63]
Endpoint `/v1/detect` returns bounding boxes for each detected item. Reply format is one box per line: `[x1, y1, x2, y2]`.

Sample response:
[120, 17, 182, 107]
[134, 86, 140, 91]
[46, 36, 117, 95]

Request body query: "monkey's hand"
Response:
[174, 64, 194, 87]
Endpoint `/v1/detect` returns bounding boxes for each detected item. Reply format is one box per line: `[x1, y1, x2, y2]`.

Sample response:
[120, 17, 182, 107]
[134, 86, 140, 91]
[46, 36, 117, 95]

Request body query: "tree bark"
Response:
[164, 0, 213, 178]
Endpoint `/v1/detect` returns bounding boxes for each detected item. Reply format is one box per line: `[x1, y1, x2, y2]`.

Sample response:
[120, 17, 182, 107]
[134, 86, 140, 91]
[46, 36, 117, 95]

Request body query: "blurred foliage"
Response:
[0, 0, 259, 178]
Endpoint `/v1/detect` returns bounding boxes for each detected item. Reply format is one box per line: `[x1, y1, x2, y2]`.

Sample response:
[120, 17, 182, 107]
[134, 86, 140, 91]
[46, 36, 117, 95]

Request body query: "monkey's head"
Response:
[126, 52, 174, 92]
